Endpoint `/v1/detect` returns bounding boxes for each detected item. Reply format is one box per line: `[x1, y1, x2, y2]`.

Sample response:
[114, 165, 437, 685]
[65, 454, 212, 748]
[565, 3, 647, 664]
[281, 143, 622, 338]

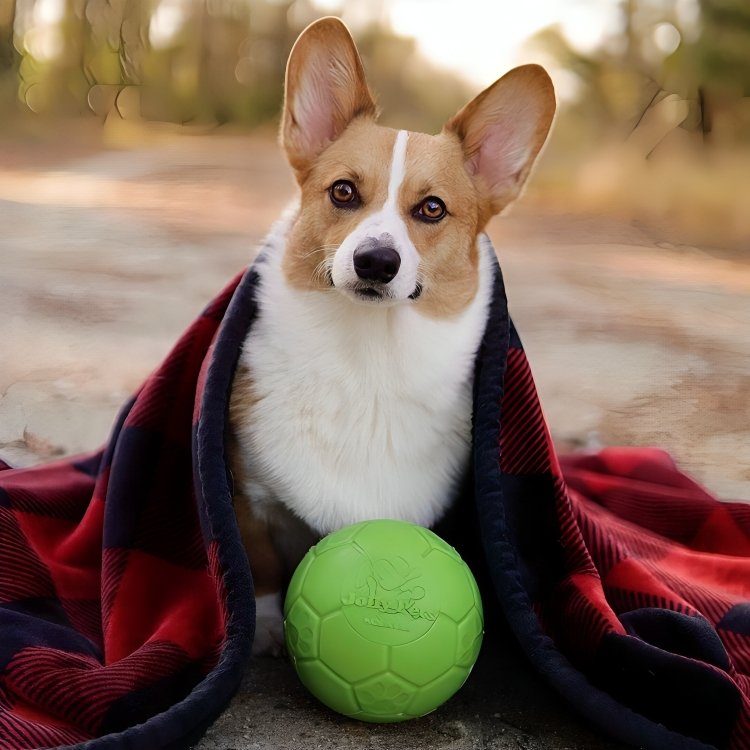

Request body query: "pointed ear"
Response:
[444, 64, 556, 215]
[281, 17, 377, 173]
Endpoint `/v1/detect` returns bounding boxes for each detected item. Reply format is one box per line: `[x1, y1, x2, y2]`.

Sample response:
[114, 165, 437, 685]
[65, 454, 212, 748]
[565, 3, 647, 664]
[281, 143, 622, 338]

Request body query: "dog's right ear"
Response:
[282, 17, 377, 174]
[444, 64, 556, 216]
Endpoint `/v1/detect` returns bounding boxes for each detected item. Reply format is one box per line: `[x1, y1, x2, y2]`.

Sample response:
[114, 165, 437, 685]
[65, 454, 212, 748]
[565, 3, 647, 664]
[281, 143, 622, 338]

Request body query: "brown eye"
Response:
[330, 180, 359, 207]
[415, 196, 446, 222]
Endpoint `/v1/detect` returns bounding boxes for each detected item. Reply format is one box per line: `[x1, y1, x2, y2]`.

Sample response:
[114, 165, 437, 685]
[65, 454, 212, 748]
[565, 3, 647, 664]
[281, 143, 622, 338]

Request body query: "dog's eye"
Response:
[415, 197, 446, 222]
[330, 180, 359, 208]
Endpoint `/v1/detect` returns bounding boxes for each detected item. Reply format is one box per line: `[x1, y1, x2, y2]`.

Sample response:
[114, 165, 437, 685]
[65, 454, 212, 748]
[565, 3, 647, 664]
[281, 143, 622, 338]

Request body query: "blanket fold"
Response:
[0, 244, 747, 750]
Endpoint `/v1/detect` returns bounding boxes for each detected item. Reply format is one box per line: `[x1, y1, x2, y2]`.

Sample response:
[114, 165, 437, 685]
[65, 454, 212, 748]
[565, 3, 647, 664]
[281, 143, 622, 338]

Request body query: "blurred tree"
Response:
[692, 0, 750, 96]
[688, 0, 750, 141]
[3, 0, 476, 132]
[0, 0, 14, 70]
[527, 0, 750, 152]
[526, 23, 662, 149]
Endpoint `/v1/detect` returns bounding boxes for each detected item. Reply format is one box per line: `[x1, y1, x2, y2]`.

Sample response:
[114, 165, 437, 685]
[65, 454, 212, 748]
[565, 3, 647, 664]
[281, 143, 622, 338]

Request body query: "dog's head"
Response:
[279, 18, 555, 318]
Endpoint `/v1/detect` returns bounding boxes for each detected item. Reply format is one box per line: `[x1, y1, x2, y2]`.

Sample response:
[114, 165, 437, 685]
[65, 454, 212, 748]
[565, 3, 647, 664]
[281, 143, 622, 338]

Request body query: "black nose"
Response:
[353, 246, 401, 284]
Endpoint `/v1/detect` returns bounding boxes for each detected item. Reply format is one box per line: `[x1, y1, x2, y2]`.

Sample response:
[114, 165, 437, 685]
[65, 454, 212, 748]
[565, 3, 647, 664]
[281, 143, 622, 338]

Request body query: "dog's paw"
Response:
[252, 592, 286, 657]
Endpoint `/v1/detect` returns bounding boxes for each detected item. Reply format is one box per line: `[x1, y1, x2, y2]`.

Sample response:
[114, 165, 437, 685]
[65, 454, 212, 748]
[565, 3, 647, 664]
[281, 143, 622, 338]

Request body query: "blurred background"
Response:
[1, 0, 750, 502]
[2, 0, 749, 241]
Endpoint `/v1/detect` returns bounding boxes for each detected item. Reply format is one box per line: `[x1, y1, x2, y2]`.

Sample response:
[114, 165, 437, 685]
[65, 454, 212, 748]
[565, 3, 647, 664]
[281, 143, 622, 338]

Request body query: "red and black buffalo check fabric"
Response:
[0, 249, 747, 750]
[0, 269, 255, 750]
[481, 333, 750, 750]
[472, 263, 750, 750]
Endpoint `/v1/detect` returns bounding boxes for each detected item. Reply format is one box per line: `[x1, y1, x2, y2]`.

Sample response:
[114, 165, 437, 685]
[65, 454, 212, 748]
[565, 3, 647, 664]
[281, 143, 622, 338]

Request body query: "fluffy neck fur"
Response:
[232, 210, 494, 536]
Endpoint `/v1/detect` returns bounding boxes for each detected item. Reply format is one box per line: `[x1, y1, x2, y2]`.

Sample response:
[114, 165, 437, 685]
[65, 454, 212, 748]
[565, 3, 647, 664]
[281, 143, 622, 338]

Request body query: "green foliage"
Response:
[694, 0, 750, 95]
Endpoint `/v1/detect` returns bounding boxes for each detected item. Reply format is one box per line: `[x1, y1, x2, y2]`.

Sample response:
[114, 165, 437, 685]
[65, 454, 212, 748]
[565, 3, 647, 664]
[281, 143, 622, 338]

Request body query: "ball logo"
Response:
[341, 552, 439, 646]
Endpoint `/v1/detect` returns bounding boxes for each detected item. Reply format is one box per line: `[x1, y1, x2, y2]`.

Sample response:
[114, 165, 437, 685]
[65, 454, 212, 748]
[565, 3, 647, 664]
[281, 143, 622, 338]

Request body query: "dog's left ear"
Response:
[282, 17, 377, 174]
[444, 64, 555, 215]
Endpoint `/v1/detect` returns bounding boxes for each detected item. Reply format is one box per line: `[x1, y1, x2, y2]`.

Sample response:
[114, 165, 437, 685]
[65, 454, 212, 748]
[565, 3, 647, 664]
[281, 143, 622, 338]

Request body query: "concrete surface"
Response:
[1, 126, 749, 749]
[196, 616, 628, 750]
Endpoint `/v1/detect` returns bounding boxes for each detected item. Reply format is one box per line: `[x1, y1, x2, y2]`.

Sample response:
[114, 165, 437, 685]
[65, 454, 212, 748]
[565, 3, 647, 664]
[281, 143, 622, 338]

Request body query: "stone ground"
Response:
[198, 614, 628, 750]
[1, 123, 749, 749]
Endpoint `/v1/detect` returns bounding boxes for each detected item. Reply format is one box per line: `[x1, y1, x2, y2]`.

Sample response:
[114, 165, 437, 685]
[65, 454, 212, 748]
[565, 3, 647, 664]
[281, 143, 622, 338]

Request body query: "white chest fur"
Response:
[231, 222, 494, 536]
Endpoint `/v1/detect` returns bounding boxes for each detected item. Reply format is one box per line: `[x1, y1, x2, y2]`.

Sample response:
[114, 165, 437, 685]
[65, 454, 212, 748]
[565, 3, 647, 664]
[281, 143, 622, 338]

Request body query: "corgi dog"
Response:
[228, 17, 555, 655]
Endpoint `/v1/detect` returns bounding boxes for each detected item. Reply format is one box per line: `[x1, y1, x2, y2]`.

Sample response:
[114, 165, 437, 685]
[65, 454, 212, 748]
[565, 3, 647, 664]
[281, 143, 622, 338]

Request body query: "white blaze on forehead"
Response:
[330, 129, 422, 303]
[386, 130, 409, 207]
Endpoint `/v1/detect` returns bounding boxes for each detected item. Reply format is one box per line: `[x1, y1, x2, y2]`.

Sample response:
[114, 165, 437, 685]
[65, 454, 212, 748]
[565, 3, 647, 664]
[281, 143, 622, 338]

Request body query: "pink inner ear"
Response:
[293, 58, 338, 157]
[467, 108, 535, 191]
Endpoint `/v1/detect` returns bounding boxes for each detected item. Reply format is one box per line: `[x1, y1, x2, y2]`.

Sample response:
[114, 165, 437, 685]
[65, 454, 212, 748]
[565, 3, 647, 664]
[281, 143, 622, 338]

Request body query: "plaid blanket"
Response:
[0, 243, 748, 750]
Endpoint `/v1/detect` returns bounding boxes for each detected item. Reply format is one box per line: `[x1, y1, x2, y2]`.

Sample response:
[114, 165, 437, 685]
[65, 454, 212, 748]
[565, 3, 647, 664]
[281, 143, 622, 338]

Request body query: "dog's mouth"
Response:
[331, 279, 423, 304]
[357, 287, 384, 299]
[352, 283, 393, 302]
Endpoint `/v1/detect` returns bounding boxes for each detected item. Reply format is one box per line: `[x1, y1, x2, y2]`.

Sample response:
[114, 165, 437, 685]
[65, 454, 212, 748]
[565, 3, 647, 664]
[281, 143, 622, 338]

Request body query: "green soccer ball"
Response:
[283, 519, 484, 723]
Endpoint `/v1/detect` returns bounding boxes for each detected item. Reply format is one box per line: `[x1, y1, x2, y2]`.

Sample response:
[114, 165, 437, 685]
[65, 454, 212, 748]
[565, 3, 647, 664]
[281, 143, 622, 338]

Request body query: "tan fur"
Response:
[228, 399, 318, 597]
[444, 64, 556, 215]
[278, 29, 555, 320]
[281, 17, 377, 174]
[227, 420, 283, 597]
[280, 123, 493, 319]
[396, 131, 482, 319]
[281, 120, 397, 291]
[228, 370, 282, 598]
[233, 494, 284, 598]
